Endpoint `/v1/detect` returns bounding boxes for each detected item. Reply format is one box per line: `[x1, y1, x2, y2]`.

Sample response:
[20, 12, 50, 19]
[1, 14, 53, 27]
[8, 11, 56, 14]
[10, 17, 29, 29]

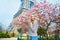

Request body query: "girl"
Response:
[28, 15, 39, 40]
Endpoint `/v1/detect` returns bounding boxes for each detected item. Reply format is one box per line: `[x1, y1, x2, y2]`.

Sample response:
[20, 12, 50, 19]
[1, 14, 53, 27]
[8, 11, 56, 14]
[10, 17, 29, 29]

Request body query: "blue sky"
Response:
[0, 0, 21, 29]
[0, 0, 60, 30]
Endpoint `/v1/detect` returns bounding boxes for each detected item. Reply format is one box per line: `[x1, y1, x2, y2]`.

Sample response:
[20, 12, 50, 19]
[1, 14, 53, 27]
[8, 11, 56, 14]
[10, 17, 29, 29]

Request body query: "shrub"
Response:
[0, 32, 10, 38]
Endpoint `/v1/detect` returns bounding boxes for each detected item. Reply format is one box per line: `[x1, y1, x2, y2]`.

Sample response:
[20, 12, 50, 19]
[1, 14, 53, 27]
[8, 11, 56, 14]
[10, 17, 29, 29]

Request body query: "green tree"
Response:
[37, 27, 47, 35]
[17, 28, 22, 33]
[0, 24, 2, 32]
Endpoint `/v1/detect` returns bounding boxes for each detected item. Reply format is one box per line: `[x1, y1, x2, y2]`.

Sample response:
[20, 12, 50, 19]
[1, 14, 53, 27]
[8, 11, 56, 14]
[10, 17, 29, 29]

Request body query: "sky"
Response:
[0, 0, 60, 30]
[0, 0, 21, 29]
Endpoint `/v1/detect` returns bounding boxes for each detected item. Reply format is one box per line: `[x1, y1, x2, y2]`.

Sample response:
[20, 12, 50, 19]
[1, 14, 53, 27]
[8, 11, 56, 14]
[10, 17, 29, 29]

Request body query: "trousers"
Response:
[30, 36, 38, 40]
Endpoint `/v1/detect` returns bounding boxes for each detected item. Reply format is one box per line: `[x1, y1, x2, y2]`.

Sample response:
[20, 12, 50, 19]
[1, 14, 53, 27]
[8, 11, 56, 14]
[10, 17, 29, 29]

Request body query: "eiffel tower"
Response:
[13, 0, 36, 18]
[9, 0, 36, 34]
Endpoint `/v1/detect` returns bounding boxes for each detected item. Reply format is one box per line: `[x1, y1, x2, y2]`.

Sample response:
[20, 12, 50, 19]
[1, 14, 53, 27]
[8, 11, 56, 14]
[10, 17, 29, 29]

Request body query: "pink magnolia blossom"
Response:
[11, 1, 60, 32]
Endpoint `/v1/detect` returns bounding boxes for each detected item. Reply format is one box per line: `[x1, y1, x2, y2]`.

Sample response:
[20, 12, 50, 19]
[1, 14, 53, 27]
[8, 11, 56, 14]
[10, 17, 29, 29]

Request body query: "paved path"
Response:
[0, 38, 17, 40]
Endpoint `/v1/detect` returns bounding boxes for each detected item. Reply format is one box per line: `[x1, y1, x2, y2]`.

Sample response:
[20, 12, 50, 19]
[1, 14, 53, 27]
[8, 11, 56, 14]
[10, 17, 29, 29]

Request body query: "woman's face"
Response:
[31, 15, 35, 21]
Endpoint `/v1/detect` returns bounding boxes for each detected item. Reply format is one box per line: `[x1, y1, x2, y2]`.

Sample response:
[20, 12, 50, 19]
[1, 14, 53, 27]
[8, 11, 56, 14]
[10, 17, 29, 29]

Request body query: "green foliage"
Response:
[11, 32, 15, 37]
[38, 35, 56, 40]
[0, 32, 10, 38]
[0, 25, 2, 32]
[17, 28, 22, 33]
[0, 31, 16, 38]
[37, 27, 47, 35]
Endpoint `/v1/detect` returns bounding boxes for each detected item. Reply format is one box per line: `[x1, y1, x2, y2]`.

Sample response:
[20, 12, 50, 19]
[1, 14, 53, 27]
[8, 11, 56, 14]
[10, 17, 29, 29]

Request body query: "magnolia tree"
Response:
[11, 1, 60, 32]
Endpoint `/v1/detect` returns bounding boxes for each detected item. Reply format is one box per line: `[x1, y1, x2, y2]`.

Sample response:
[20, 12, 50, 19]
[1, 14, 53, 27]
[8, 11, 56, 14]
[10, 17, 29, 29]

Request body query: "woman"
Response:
[28, 15, 39, 40]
